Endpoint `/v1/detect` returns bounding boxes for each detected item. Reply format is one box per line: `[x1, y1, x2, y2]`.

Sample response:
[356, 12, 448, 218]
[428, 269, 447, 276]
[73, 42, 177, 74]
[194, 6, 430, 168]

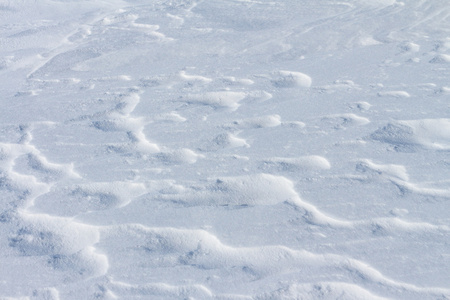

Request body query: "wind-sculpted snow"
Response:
[371, 119, 450, 150]
[271, 71, 312, 88]
[182, 91, 248, 111]
[98, 224, 449, 299]
[1, 0, 449, 299]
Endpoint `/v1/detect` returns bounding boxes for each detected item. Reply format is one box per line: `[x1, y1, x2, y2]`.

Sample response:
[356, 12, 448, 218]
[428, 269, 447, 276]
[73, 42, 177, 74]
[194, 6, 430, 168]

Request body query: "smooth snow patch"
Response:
[377, 91, 411, 98]
[110, 281, 213, 299]
[258, 282, 389, 300]
[359, 36, 382, 46]
[30, 287, 60, 300]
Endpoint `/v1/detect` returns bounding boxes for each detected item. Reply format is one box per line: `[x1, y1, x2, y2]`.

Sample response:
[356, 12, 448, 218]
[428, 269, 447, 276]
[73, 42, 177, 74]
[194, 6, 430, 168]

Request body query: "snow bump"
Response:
[271, 70, 312, 88]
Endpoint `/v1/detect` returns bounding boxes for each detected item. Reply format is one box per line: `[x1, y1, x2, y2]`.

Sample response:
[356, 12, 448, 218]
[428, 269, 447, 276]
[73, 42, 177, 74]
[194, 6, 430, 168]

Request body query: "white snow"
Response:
[1, 0, 449, 299]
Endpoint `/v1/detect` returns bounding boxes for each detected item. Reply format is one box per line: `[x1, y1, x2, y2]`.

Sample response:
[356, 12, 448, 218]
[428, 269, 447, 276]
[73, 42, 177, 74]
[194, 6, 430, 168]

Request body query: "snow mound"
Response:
[377, 91, 411, 98]
[429, 54, 450, 63]
[371, 119, 450, 150]
[160, 174, 299, 206]
[322, 113, 370, 128]
[262, 156, 331, 172]
[9, 213, 100, 256]
[183, 91, 247, 110]
[227, 115, 282, 129]
[356, 159, 409, 181]
[271, 70, 312, 88]
[33, 181, 147, 216]
[209, 132, 249, 150]
[157, 148, 202, 164]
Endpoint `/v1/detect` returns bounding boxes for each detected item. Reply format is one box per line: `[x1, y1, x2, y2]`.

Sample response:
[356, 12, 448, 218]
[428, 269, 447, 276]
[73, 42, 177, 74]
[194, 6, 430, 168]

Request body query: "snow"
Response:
[1, 0, 449, 299]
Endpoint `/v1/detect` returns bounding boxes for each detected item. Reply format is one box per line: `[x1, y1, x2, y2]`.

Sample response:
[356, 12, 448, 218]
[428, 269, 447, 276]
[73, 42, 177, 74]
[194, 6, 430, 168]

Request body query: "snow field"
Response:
[0, 0, 449, 299]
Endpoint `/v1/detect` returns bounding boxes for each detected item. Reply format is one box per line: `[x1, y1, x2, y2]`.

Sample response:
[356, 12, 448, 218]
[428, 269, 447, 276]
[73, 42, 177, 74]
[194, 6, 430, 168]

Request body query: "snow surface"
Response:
[0, 0, 449, 299]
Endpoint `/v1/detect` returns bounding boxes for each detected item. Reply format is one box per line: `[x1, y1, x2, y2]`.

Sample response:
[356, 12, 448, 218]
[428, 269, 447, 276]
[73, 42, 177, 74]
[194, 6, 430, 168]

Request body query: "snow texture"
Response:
[0, 0, 449, 299]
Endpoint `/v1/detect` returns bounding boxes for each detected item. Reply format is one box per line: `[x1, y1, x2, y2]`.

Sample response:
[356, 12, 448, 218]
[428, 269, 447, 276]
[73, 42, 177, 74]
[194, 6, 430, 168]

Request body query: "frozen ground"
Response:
[0, 0, 449, 299]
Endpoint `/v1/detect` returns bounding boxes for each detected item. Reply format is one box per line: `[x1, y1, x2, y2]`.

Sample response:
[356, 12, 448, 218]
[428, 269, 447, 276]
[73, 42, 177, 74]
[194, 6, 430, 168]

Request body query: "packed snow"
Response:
[0, 0, 449, 299]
